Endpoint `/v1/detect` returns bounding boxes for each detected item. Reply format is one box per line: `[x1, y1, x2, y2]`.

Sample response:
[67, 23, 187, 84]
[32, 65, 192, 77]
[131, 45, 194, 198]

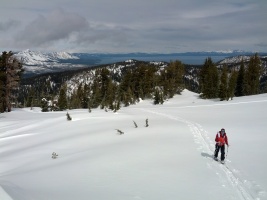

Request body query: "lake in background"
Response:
[96, 55, 227, 65]
[74, 52, 267, 66]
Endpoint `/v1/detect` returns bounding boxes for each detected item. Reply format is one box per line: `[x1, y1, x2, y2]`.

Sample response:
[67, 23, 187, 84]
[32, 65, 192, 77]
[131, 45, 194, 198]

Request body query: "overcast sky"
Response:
[0, 0, 266, 53]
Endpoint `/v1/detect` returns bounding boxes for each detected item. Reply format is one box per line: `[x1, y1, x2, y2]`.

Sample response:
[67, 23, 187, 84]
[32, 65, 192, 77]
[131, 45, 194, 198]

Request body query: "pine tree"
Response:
[264, 80, 267, 93]
[235, 59, 245, 97]
[82, 83, 89, 108]
[58, 84, 68, 110]
[199, 58, 219, 99]
[228, 70, 238, 100]
[160, 60, 184, 99]
[123, 87, 133, 107]
[0, 60, 6, 112]
[114, 100, 120, 112]
[153, 88, 161, 105]
[244, 54, 261, 95]
[41, 98, 49, 112]
[0, 51, 23, 112]
[26, 88, 35, 108]
[219, 65, 228, 101]
[91, 82, 101, 108]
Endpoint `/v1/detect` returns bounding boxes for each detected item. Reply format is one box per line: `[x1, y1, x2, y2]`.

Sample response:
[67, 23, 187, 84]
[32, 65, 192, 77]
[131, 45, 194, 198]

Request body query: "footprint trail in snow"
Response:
[139, 108, 266, 200]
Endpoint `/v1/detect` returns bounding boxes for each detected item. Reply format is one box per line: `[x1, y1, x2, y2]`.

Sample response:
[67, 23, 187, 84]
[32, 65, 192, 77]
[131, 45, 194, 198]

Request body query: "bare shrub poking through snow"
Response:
[66, 112, 72, 121]
[133, 121, 138, 128]
[115, 129, 124, 135]
[145, 118, 149, 127]
[52, 152, 58, 159]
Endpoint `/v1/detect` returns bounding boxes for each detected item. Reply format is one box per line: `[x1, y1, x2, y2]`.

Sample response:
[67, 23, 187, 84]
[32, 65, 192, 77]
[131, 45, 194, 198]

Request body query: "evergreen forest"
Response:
[1, 51, 266, 113]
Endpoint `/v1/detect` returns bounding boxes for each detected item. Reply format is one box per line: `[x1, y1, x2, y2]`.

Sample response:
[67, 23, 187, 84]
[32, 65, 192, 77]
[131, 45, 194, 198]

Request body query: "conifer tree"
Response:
[235, 59, 245, 97]
[91, 70, 102, 108]
[26, 88, 35, 108]
[0, 51, 23, 112]
[263, 80, 267, 93]
[244, 54, 261, 95]
[123, 87, 133, 106]
[58, 84, 68, 110]
[82, 83, 89, 108]
[106, 81, 117, 110]
[160, 60, 184, 98]
[0, 62, 6, 112]
[41, 98, 49, 112]
[219, 65, 228, 101]
[76, 83, 84, 108]
[114, 99, 120, 112]
[153, 88, 161, 105]
[199, 58, 219, 99]
[228, 70, 238, 100]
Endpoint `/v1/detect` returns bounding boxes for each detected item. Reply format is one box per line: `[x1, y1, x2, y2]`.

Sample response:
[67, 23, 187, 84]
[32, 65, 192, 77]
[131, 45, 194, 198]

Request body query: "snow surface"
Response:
[0, 90, 267, 200]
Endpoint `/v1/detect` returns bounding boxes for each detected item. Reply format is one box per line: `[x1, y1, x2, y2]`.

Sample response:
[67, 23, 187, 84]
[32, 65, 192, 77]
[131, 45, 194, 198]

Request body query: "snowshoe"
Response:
[214, 156, 218, 161]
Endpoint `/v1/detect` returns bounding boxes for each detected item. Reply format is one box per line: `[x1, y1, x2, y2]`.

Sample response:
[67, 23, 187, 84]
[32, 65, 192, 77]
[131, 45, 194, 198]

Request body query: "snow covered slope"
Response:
[15, 49, 79, 65]
[0, 90, 266, 200]
[14, 50, 83, 76]
[218, 55, 252, 64]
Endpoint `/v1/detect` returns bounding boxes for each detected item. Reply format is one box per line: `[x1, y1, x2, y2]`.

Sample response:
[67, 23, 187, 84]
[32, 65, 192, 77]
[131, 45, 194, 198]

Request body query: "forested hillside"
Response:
[1, 52, 267, 113]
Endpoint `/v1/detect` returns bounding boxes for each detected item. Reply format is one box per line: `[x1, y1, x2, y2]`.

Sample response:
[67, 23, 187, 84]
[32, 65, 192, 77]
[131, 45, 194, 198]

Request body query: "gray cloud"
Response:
[0, 0, 266, 52]
[0, 19, 20, 31]
[15, 9, 89, 47]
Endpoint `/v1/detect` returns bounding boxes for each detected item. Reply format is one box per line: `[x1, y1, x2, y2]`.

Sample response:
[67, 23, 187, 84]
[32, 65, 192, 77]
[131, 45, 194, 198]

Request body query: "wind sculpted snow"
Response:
[0, 90, 266, 200]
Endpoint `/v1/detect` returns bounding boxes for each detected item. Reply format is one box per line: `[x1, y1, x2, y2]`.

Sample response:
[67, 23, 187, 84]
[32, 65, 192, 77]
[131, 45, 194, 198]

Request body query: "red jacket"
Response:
[215, 131, 228, 146]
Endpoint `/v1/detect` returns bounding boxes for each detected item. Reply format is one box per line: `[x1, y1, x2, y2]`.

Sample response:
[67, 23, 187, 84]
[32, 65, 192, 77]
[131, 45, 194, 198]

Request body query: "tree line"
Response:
[0, 51, 23, 112]
[1, 51, 266, 113]
[199, 54, 264, 101]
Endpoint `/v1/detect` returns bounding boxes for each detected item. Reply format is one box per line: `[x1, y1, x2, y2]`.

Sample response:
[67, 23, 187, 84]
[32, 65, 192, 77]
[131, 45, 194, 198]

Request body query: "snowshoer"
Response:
[214, 128, 229, 163]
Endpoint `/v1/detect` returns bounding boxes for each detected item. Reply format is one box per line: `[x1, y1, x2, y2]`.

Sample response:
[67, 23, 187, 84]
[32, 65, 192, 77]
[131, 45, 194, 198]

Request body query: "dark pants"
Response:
[214, 144, 225, 161]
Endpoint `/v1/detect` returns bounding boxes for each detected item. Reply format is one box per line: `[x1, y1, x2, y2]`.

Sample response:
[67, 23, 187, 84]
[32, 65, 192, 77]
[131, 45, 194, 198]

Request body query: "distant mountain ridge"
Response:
[218, 55, 267, 65]
[14, 50, 85, 77]
[15, 49, 79, 65]
[14, 49, 267, 77]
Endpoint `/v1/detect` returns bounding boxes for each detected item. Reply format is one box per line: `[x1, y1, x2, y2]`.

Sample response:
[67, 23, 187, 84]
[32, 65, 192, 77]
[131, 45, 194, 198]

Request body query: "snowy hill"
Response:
[0, 90, 267, 200]
[15, 49, 79, 65]
[218, 55, 252, 65]
[217, 55, 267, 85]
[14, 50, 84, 77]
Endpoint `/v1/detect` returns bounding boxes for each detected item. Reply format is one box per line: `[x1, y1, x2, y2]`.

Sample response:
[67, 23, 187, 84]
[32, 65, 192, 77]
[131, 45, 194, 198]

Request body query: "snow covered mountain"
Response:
[15, 49, 79, 65]
[217, 55, 267, 76]
[218, 55, 252, 65]
[14, 50, 84, 77]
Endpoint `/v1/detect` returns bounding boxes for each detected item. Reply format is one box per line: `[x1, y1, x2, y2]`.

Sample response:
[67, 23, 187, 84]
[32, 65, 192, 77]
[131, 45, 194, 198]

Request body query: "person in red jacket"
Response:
[214, 128, 229, 162]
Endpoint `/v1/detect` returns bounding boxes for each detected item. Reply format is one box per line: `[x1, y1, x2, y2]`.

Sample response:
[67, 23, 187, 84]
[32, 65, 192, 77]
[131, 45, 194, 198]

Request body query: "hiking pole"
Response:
[225, 145, 229, 160]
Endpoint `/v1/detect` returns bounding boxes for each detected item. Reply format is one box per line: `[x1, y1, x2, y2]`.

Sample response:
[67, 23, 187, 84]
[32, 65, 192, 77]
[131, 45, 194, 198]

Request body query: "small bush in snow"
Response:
[133, 121, 138, 128]
[66, 112, 72, 121]
[145, 118, 149, 127]
[115, 129, 124, 135]
[52, 152, 58, 159]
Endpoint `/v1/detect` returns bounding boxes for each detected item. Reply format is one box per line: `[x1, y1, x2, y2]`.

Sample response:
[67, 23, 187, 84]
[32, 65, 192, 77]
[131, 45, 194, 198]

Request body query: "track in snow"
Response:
[139, 108, 265, 200]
